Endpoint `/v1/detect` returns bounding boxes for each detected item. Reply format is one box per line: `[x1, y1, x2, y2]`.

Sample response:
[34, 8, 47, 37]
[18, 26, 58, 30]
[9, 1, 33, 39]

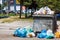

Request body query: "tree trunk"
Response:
[20, 0, 23, 18]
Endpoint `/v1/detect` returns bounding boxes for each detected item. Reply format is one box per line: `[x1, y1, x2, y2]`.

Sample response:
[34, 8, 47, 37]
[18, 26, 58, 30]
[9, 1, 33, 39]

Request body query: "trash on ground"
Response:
[37, 29, 55, 39]
[25, 26, 35, 38]
[25, 26, 34, 33]
[46, 35, 54, 39]
[14, 26, 34, 38]
[46, 29, 54, 39]
[13, 26, 58, 39]
[14, 28, 27, 37]
[14, 28, 20, 37]
[37, 32, 47, 38]
[41, 29, 47, 33]
[55, 31, 60, 38]
[27, 32, 35, 38]
[46, 29, 53, 36]
[37, 29, 47, 38]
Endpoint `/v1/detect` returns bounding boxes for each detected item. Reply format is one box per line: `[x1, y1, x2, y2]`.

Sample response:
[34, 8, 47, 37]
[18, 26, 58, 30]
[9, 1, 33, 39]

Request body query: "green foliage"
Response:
[23, 2, 31, 6]
[23, 0, 32, 7]
[36, 0, 60, 11]
[21, 0, 60, 11]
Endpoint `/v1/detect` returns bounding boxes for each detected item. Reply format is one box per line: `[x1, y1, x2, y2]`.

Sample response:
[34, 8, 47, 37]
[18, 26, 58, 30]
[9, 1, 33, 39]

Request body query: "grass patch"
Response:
[0, 16, 33, 23]
[1, 16, 20, 23]
[0, 14, 6, 16]
[20, 17, 33, 22]
[8, 13, 19, 16]
[0, 13, 19, 17]
[0, 13, 33, 23]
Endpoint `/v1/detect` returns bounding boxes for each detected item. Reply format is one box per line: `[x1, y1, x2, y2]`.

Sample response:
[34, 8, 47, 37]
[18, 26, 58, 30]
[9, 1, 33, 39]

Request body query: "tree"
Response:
[0, 4, 1, 10]
[35, 0, 60, 11]
[19, 0, 60, 18]
[18, 0, 60, 11]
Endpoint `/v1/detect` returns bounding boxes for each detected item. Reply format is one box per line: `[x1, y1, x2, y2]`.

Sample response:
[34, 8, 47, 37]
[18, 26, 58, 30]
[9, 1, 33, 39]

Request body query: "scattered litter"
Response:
[27, 32, 35, 38]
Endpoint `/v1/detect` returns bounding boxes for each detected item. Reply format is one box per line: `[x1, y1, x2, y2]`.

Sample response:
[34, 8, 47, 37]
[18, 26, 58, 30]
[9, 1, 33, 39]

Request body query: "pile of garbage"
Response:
[37, 29, 54, 39]
[13, 26, 60, 39]
[34, 6, 54, 15]
[14, 26, 35, 38]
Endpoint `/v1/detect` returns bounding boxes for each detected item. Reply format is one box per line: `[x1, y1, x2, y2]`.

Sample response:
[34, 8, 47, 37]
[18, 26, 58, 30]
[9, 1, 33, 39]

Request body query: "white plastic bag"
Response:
[44, 6, 54, 14]
[44, 6, 51, 11]
[27, 32, 35, 37]
[34, 6, 54, 14]
[47, 29, 53, 35]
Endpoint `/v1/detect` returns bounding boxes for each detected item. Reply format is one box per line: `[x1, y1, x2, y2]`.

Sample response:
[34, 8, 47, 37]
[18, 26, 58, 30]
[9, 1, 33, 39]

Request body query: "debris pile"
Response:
[34, 6, 54, 15]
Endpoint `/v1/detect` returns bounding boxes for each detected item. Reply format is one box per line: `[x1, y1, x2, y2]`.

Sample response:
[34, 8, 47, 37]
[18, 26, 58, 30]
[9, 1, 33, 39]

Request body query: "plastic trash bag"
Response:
[46, 35, 54, 39]
[25, 26, 34, 33]
[14, 28, 20, 37]
[47, 29, 53, 35]
[37, 33, 47, 38]
[34, 6, 54, 15]
[14, 28, 27, 37]
[46, 33, 54, 39]
[37, 29, 47, 38]
[56, 13, 60, 17]
[34, 7, 45, 14]
[19, 28, 27, 37]
[46, 29, 54, 39]
[27, 32, 35, 38]
[39, 7, 45, 14]
[44, 6, 51, 12]
[41, 29, 47, 33]
[44, 6, 54, 14]
[55, 32, 60, 38]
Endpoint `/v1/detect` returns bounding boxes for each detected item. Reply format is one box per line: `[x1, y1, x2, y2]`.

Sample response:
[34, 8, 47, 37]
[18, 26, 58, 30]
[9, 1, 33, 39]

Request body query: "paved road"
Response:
[0, 20, 60, 40]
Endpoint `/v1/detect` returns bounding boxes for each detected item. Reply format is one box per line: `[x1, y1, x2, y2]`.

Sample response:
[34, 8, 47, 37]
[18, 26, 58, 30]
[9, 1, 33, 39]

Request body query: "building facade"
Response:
[0, 0, 2, 4]
[2, 0, 20, 13]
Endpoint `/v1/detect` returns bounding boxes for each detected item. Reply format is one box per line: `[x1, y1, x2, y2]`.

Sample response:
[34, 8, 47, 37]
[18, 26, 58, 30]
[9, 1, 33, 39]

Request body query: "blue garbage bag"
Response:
[41, 29, 47, 33]
[37, 33, 47, 38]
[14, 28, 20, 37]
[56, 14, 60, 17]
[37, 29, 47, 38]
[14, 28, 27, 37]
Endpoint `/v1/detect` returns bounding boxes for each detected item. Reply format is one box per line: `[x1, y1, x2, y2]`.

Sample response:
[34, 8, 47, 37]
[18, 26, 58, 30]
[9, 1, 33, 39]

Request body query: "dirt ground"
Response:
[0, 20, 60, 40]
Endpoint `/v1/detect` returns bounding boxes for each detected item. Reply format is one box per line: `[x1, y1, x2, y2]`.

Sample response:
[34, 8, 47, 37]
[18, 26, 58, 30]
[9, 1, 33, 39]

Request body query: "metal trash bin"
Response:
[33, 14, 57, 33]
